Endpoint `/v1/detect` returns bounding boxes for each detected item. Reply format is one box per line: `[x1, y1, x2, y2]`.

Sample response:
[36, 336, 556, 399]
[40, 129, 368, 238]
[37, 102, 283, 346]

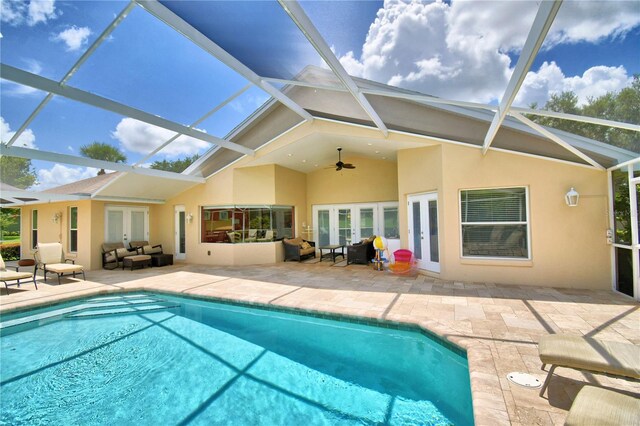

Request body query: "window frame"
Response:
[31, 209, 38, 249]
[69, 206, 78, 253]
[459, 186, 531, 260]
[200, 205, 295, 243]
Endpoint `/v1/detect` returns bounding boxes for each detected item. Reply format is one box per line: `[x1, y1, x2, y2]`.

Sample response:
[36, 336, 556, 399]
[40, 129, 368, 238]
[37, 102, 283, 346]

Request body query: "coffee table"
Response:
[318, 244, 345, 262]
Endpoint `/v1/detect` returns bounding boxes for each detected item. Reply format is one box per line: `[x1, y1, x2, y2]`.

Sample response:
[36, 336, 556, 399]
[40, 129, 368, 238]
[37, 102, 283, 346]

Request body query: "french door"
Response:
[105, 206, 149, 246]
[175, 205, 186, 260]
[407, 193, 440, 272]
[313, 204, 378, 246]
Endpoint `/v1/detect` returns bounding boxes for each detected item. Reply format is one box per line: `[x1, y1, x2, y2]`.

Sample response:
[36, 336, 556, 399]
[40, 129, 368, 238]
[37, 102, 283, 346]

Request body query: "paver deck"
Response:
[1, 262, 638, 425]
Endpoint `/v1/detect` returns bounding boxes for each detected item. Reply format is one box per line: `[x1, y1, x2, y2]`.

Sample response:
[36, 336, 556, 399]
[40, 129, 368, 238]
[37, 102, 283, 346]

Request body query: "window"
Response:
[69, 207, 78, 252]
[31, 210, 38, 249]
[460, 187, 529, 258]
[383, 206, 399, 239]
[201, 205, 294, 243]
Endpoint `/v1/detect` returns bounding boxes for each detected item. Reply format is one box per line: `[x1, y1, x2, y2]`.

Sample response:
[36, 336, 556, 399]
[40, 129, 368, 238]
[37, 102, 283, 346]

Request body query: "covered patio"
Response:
[1, 262, 638, 425]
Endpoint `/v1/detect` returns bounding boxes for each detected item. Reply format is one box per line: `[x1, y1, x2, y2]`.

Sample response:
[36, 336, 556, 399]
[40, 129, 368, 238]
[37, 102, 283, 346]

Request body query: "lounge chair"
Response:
[0, 254, 37, 291]
[257, 230, 274, 242]
[538, 334, 640, 396]
[564, 386, 640, 426]
[34, 242, 86, 285]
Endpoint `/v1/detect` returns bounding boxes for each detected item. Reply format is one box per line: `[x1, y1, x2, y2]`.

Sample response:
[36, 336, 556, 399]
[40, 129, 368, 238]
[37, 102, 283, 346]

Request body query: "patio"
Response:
[1, 262, 638, 425]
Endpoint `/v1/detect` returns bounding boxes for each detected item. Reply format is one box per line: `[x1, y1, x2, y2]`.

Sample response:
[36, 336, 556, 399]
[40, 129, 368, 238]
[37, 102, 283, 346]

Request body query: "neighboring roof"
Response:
[188, 66, 638, 177]
[43, 172, 123, 196]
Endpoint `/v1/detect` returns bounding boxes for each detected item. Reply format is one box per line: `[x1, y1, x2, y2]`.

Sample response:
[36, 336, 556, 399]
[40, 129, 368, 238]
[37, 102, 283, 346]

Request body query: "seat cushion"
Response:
[143, 245, 162, 255]
[539, 334, 640, 379]
[565, 386, 640, 426]
[0, 270, 33, 281]
[125, 255, 151, 262]
[44, 263, 84, 274]
[300, 247, 315, 256]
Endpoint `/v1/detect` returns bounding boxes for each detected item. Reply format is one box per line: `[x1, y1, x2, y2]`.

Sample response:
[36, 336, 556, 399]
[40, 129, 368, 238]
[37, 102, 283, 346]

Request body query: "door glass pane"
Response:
[130, 211, 145, 241]
[612, 169, 632, 245]
[179, 212, 186, 253]
[359, 208, 374, 239]
[383, 207, 399, 239]
[429, 200, 439, 263]
[412, 202, 422, 260]
[615, 247, 634, 297]
[338, 209, 352, 245]
[107, 211, 123, 243]
[318, 210, 330, 246]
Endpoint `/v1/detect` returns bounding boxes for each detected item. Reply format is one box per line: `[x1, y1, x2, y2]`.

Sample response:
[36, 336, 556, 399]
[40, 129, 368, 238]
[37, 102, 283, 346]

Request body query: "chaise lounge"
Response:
[0, 254, 37, 291]
[34, 242, 85, 285]
[564, 386, 640, 426]
[538, 334, 640, 396]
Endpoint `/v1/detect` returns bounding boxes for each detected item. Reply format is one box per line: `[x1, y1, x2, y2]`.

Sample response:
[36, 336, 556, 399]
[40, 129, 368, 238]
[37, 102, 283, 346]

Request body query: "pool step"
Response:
[67, 303, 180, 319]
[0, 294, 179, 331]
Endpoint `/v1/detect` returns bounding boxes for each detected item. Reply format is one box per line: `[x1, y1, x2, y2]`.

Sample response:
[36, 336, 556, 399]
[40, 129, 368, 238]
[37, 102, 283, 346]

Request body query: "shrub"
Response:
[0, 243, 21, 261]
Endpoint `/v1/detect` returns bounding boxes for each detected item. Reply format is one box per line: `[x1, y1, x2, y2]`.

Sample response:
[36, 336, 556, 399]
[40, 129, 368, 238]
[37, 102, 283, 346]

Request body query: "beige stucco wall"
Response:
[397, 143, 611, 289]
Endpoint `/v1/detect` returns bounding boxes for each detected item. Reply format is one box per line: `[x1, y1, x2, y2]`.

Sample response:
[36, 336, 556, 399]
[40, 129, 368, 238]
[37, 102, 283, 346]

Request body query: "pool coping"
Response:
[0, 282, 509, 425]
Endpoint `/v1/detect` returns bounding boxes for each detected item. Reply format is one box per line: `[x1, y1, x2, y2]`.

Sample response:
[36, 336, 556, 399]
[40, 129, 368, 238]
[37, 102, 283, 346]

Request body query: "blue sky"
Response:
[1, 0, 638, 189]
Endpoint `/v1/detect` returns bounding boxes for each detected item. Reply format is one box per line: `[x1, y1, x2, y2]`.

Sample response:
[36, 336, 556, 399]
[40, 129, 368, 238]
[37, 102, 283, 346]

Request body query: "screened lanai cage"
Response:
[0, 0, 639, 298]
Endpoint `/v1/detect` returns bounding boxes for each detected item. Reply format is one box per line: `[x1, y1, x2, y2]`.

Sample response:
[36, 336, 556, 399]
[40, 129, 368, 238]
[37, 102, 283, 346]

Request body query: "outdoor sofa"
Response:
[283, 238, 316, 262]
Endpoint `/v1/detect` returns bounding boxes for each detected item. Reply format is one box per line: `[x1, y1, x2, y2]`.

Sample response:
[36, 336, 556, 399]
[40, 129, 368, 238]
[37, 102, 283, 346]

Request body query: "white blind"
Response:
[461, 188, 526, 223]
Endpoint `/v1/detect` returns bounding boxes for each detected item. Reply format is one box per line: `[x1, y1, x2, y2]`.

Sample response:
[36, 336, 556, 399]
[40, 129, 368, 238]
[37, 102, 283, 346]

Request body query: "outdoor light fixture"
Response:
[52, 211, 63, 223]
[186, 213, 193, 223]
[565, 188, 579, 207]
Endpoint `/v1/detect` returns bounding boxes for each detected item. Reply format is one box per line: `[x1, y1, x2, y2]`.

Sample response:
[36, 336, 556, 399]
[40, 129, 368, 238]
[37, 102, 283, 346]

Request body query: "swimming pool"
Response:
[0, 293, 473, 425]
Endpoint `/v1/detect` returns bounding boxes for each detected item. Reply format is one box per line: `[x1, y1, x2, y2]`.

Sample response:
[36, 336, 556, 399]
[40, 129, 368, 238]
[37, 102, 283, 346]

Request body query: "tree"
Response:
[528, 75, 640, 152]
[150, 155, 199, 173]
[0, 156, 37, 189]
[79, 142, 127, 175]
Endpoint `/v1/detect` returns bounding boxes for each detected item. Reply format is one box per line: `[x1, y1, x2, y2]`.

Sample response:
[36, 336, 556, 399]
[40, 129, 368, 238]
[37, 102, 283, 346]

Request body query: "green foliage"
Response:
[527, 75, 640, 153]
[0, 156, 37, 189]
[150, 155, 199, 173]
[79, 141, 127, 175]
[0, 244, 20, 261]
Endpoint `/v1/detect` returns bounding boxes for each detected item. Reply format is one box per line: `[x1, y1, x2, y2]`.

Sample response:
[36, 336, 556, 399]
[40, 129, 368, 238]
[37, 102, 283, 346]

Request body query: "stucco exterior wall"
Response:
[396, 142, 611, 289]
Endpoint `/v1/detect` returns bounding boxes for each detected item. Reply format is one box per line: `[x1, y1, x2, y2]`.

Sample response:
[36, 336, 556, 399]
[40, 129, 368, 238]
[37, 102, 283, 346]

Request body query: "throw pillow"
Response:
[301, 241, 311, 249]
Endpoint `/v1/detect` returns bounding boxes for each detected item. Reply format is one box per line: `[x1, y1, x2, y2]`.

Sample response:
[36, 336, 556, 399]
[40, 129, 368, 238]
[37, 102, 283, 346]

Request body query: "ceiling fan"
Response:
[332, 147, 356, 171]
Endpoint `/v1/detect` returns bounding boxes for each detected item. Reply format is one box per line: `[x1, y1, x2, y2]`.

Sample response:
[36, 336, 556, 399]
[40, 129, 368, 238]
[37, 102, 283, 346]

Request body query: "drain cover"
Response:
[506, 372, 542, 388]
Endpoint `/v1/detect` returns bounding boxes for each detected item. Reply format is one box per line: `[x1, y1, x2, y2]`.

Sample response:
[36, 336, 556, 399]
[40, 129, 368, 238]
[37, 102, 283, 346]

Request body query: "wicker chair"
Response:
[283, 238, 316, 262]
[346, 236, 376, 265]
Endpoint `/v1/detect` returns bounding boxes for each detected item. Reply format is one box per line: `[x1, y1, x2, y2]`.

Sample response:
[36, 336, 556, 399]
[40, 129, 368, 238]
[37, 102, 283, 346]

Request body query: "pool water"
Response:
[0, 293, 473, 425]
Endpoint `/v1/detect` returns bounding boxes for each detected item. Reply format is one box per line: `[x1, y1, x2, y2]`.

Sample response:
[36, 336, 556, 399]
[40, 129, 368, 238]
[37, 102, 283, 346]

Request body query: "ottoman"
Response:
[151, 254, 174, 267]
[122, 255, 152, 270]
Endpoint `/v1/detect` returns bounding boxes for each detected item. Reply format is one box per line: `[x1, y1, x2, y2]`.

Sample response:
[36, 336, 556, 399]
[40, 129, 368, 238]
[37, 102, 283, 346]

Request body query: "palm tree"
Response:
[80, 142, 127, 175]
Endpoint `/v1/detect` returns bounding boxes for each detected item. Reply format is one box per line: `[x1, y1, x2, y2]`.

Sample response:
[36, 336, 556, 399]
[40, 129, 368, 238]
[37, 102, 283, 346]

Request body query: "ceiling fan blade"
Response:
[343, 164, 356, 169]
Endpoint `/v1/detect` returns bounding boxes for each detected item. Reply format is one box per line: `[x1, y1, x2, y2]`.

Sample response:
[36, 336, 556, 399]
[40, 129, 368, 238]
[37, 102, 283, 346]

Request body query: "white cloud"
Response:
[1, 0, 58, 26]
[53, 25, 92, 51]
[32, 164, 98, 191]
[0, 116, 37, 149]
[338, 0, 640, 104]
[111, 118, 210, 158]
[515, 62, 632, 107]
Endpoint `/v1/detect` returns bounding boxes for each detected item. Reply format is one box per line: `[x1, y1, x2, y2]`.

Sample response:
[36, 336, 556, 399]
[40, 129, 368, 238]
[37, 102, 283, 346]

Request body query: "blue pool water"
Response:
[0, 293, 473, 425]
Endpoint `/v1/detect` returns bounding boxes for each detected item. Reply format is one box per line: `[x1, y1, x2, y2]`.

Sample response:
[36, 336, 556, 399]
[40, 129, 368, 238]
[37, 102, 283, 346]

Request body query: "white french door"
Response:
[407, 193, 440, 272]
[312, 203, 380, 246]
[105, 206, 149, 247]
[175, 205, 186, 260]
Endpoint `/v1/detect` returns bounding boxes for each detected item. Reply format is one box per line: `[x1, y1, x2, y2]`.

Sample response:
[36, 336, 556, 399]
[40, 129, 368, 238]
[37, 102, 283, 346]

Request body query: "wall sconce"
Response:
[186, 213, 193, 224]
[565, 187, 579, 207]
[52, 212, 63, 223]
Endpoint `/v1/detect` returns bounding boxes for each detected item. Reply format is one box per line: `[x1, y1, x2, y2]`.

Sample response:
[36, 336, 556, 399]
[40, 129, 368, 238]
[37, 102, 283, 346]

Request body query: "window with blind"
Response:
[69, 207, 78, 252]
[460, 187, 529, 258]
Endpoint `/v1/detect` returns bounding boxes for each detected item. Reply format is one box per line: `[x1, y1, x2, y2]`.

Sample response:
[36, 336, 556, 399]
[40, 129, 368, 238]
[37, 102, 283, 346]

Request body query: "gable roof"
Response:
[43, 172, 123, 196]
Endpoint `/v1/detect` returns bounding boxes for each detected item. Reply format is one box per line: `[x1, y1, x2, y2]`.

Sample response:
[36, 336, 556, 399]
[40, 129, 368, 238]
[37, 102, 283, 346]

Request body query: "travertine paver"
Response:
[1, 261, 638, 426]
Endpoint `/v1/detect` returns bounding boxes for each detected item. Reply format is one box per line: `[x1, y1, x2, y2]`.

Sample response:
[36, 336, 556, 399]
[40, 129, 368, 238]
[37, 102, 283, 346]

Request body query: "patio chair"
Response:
[346, 236, 376, 265]
[245, 229, 258, 242]
[538, 334, 640, 396]
[564, 386, 640, 426]
[283, 238, 316, 262]
[34, 242, 85, 285]
[257, 230, 274, 242]
[0, 254, 37, 291]
[101, 242, 138, 269]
